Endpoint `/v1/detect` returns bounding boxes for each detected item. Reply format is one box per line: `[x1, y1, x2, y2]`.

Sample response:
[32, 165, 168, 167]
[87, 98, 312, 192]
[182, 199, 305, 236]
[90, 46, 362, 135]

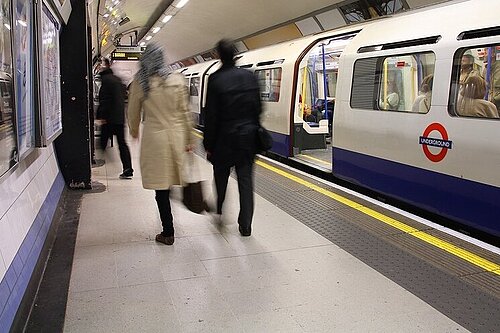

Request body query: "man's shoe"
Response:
[239, 225, 251, 237]
[119, 169, 133, 179]
[155, 233, 174, 245]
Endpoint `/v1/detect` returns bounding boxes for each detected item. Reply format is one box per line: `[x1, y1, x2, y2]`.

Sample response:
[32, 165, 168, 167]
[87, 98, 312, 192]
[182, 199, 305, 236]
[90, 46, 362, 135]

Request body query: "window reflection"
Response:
[0, 0, 17, 176]
[255, 68, 282, 102]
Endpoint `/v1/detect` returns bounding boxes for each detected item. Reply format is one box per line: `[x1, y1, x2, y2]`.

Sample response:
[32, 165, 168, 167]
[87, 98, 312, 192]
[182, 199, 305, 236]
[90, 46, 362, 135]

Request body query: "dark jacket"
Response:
[203, 64, 262, 166]
[96, 68, 126, 124]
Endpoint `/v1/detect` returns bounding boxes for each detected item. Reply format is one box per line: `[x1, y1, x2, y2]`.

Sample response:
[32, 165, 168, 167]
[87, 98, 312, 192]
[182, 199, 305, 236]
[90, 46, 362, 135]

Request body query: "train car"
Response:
[180, 60, 219, 126]
[183, 0, 500, 239]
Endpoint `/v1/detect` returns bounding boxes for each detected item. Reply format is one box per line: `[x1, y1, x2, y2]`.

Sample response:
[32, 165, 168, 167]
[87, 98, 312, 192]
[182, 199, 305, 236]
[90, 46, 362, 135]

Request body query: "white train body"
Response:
[183, 0, 500, 238]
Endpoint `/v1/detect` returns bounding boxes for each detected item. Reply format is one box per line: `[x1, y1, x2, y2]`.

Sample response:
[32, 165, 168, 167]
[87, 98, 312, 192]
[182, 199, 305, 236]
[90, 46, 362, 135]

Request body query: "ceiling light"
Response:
[17, 20, 27, 27]
[4, 23, 10, 30]
[103, 13, 109, 18]
[152, 27, 160, 33]
[175, 0, 190, 8]
[162, 15, 172, 23]
[140, 42, 145, 46]
[145, 36, 152, 41]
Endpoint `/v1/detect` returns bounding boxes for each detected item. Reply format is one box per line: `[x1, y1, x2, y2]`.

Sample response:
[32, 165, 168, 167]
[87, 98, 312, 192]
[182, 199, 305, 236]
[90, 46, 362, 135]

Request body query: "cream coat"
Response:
[128, 73, 194, 190]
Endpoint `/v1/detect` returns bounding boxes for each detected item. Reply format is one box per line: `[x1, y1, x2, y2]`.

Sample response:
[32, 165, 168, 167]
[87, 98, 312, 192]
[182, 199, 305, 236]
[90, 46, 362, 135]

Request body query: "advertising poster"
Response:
[41, 5, 62, 141]
[0, 0, 17, 176]
[14, 0, 34, 158]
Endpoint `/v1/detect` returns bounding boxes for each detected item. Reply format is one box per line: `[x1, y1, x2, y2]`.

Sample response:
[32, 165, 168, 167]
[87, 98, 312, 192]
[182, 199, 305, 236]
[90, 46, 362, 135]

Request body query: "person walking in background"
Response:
[203, 39, 262, 237]
[127, 44, 194, 245]
[96, 57, 134, 179]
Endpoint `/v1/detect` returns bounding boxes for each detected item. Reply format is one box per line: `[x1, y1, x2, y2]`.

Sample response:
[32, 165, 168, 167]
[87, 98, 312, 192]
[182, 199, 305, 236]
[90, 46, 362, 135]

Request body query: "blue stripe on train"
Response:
[333, 147, 500, 238]
[269, 131, 290, 157]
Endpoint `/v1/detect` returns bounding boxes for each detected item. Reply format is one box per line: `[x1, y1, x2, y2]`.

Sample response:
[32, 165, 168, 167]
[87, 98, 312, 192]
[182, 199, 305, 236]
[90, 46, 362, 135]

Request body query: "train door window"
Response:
[351, 52, 435, 113]
[190, 77, 200, 96]
[449, 46, 500, 119]
[255, 68, 282, 102]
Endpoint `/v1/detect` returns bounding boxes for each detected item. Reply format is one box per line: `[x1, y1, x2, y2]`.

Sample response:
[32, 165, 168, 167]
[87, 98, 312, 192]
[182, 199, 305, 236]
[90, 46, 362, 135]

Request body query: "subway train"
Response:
[179, 0, 500, 240]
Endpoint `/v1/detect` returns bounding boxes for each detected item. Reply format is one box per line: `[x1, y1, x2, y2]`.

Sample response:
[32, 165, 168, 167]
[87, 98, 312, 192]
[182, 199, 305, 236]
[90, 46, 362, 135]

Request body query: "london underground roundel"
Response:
[419, 123, 453, 163]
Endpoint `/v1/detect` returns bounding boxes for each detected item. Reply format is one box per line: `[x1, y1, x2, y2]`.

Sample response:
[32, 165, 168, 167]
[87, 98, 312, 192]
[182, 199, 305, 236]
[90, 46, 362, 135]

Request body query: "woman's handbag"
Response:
[183, 181, 206, 214]
[183, 152, 208, 214]
[257, 125, 273, 152]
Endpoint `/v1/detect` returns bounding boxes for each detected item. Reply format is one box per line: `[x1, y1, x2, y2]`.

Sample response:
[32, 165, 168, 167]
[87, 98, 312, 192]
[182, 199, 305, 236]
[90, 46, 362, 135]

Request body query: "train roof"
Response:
[343, 0, 500, 56]
[181, 59, 218, 76]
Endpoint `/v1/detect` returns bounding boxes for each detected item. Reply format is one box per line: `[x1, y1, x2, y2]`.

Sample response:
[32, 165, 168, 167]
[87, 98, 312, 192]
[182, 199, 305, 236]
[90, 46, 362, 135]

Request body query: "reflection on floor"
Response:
[294, 146, 332, 172]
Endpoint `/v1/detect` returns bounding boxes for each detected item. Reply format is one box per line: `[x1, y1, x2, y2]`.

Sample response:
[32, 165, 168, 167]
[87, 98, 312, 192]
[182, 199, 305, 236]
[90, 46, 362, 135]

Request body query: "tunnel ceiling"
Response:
[92, 0, 343, 63]
[91, 0, 444, 63]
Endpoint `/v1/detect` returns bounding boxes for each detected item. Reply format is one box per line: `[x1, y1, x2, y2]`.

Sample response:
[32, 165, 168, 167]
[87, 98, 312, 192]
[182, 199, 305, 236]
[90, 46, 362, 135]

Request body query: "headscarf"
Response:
[136, 43, 170, 97]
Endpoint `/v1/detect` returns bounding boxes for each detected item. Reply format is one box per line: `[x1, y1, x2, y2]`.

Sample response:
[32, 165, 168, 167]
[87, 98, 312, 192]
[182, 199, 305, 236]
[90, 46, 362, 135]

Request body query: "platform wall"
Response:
[0, 144, 64, 332]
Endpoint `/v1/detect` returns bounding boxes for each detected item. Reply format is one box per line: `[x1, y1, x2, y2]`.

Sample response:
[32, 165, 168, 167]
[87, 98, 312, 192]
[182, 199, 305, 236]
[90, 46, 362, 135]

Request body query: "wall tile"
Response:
[0, 277, 9, 313]
[0, 215, 16, 269]
[0, 251, 6, 283]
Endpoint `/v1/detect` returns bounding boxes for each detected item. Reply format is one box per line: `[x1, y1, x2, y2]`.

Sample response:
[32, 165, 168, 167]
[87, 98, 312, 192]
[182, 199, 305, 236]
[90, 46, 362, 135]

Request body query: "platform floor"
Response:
[48, 137, 491, 333]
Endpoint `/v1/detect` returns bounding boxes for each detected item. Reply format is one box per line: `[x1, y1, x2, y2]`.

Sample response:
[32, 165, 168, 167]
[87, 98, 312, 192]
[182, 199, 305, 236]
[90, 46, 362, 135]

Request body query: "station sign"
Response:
[419, 123, 453, 163]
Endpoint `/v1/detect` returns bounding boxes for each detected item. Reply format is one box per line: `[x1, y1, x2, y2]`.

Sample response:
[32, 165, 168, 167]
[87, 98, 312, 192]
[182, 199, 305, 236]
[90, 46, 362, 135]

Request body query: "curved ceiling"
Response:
[91, 0, 441, 63]
[93, 0, 343, 62]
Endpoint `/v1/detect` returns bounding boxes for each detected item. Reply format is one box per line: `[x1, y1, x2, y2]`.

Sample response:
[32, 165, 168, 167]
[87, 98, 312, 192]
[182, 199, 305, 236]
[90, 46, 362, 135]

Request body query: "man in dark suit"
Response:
[203, 39, 262, 236]
[96, 58, 133, 179]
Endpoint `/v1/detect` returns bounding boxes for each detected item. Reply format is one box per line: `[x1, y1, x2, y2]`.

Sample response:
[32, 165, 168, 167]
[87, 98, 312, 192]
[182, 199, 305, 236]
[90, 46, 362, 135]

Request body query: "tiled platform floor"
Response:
[64, 140, 469, 332]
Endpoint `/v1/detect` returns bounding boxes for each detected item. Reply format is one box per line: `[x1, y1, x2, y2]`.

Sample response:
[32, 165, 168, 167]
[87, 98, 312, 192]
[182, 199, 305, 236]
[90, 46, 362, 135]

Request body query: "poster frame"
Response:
[36, 1, 62, 146]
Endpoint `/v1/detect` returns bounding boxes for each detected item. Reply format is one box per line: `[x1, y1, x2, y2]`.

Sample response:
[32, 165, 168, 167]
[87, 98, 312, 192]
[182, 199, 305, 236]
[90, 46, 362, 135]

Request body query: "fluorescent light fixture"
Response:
[17, 20, 27, 27]
[4, 23, 10, 30]
[162, 15, 172, 23]
[140, 42, 146, 46]
[152, 27, 160, 33]
[103, 13, 110, 18]
[175, 0, 190, 8]
[145, 36, 152, 40]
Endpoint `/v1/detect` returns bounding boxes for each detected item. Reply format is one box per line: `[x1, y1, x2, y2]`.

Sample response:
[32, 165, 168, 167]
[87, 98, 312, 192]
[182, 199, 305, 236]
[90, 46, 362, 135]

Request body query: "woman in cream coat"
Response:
[128, 44, 194, 245]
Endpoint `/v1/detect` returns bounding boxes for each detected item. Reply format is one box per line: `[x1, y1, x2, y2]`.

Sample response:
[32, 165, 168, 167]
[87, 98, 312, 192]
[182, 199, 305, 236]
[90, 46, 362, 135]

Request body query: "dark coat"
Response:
[96, 68, 126, 124]
[203, 64, 262, 166]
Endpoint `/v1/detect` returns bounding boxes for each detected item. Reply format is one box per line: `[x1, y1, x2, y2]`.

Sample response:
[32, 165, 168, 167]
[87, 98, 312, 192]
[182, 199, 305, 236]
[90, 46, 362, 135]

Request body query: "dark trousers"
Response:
[155, 190, 174, 236]
[214, 159, 254, 229]
[100, 123, 132, 172]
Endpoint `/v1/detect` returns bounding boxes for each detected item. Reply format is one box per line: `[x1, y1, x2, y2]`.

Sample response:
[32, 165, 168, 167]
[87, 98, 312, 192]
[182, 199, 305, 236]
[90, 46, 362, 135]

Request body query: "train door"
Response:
[292, 33, 357, 172]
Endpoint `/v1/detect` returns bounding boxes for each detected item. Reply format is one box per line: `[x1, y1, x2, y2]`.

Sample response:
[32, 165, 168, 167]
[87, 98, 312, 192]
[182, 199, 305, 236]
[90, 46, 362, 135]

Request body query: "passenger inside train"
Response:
[379, 79, 400, 110]
[457, 75, 499, 118]
[454, 46, 500, 118]
[411, 74, 433, 113]
[459, 53, 481, 85]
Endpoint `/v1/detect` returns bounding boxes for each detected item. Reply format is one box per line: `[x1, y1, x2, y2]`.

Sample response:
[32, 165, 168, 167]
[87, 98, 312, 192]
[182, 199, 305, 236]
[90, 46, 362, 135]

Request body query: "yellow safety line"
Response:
[255, 160, 500, 275]
[192, 130, 500, 274]
[297, 154, 332, 166]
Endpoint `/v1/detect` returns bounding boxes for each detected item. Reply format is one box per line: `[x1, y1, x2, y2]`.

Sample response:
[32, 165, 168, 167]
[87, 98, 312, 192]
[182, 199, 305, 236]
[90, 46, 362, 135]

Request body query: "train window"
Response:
[351, 52, 435, 113]
[189, 77, 200, 97]
[255, 68, 282, 102]
[449, 46, 500, 119]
